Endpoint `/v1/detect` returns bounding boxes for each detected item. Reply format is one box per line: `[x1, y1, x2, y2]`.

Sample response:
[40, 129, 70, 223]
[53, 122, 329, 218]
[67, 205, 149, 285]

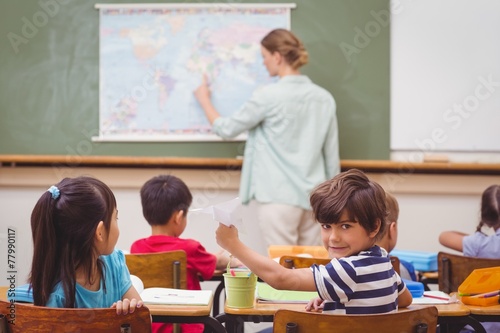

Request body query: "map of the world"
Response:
[97, 4, 292, 141]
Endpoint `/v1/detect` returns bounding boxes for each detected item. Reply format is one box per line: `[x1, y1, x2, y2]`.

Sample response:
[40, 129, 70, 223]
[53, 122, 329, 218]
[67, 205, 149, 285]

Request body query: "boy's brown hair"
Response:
[140, 174, 192, 226]
[310, 168, 387, 238]
[385, 191, 399, 224]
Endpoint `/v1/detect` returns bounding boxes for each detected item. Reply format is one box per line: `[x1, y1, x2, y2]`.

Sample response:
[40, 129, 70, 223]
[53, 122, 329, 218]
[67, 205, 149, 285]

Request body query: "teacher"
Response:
[194, 28, 339, 247]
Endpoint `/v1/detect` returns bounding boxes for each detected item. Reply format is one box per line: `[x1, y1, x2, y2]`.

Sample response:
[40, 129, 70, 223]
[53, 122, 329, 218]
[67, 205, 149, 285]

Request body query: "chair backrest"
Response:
[279, 255, 330, 269]
[268, 245, 329, 259]
[438, 251, 500, 293]
[273, 307, 438, 333]
[0, 300, 151, 333]
[125, 250, 187, 289]
[390, 256, 401, 276]
[279, 255, 401, 275]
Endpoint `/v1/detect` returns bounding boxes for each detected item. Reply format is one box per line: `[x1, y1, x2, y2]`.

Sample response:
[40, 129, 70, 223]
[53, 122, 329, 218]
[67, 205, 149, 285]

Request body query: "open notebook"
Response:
[256, 282, 318, 304]
[140, 288, 213, 306]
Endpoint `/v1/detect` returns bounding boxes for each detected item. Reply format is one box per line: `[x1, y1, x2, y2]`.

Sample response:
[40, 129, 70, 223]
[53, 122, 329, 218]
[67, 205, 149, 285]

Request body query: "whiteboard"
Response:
[390, 0, 500, 156]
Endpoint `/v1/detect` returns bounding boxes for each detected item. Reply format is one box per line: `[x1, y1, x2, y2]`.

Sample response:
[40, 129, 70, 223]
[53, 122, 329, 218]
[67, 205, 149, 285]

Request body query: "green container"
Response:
[223, 272, 257, 308]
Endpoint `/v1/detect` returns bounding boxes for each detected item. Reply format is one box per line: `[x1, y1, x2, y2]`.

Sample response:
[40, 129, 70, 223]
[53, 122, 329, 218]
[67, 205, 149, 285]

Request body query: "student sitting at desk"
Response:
[439, 184, 500, 258]
[439, 186, 500, 333]
[378, 192, 417, 281]
[216, 169, 412, 314]
[131, 174, 240, 333]
[29, 177, 142, 313]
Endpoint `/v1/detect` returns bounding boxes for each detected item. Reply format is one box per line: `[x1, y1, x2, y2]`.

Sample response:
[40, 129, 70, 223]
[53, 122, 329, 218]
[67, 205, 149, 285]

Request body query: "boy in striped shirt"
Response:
[215, 168, 412, 314]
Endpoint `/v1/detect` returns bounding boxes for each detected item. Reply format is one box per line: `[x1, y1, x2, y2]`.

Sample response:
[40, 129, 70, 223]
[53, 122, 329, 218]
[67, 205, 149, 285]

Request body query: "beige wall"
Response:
[1, 166, 499, 284]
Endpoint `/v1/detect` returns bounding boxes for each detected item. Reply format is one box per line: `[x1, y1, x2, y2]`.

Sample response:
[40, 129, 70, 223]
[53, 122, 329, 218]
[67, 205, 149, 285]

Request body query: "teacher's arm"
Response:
[194, 74, 220, 124]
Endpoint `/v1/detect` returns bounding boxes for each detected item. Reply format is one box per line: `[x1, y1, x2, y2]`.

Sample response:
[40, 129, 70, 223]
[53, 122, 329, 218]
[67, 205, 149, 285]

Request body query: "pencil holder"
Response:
[223, 272, 257, 308]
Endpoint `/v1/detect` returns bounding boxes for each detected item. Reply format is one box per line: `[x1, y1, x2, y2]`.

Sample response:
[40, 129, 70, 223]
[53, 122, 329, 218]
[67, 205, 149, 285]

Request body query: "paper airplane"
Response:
[190, 197, 244, 230]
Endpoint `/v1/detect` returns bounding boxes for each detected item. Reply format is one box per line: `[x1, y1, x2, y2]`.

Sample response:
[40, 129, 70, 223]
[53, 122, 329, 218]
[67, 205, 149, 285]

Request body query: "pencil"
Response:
[470, 290, 500, 298]
[423, 294, 450, 301]
[458, 293, 479, 297]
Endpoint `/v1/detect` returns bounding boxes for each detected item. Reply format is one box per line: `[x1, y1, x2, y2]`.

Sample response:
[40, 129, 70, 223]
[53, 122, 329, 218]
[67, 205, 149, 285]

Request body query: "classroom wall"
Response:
[0, 0, 391, 159]
[1, 166, 499, 285]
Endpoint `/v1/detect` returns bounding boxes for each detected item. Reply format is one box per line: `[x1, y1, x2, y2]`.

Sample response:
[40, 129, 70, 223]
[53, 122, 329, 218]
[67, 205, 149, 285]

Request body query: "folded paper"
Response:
[190, 197, 244, 230]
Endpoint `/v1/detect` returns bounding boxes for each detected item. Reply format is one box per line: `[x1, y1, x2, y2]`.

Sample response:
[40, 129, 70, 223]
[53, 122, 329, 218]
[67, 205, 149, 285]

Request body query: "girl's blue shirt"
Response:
[46, 249, 132, 308]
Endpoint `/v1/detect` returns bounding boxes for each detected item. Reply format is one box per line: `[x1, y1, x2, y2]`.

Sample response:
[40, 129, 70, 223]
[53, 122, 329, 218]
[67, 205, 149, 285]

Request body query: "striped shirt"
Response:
[311, 246, 406, 314]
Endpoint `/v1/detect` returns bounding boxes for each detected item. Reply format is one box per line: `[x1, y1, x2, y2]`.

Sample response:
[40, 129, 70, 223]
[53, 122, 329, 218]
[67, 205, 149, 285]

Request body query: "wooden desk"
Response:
[216, 302, 306, 333]
[464, 303, 500, 328]
[210, 270, 225, 317]
[0, 286, 226, 333]
[411, 303, 486, 333]
[147, 299, 226, 333]
[217, 301, 485, 333]
[420, 271, 439, 291]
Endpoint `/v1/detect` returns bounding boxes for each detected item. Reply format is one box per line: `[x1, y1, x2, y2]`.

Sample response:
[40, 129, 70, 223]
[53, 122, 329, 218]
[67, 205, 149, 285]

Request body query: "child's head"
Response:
[377, 191, 400, 253]
[140, 174, 192, 226]
[477, 184, 500, 232]
[29, 176, 118, 306]
[260, 28, 309, 70]
[310, 169, 387, 258]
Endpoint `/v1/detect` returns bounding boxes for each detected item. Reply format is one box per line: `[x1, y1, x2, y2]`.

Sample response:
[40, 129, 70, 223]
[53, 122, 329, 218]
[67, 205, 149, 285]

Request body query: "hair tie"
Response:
[47, 185, 60, 200]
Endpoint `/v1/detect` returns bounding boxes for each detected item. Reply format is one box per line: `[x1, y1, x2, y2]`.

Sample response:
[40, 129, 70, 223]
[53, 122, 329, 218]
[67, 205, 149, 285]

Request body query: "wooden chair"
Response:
[268, 245, 329, 259]
[279, 255, 330, 268]
[438, 251, 500, 293]
[273, 307, 438, 333]
[125, 250, 187, 333]
[279, 255, 401, 275]
[390, 256, 401, 276]
[125, 250, 187, 289]
[0, 300, 151, 333]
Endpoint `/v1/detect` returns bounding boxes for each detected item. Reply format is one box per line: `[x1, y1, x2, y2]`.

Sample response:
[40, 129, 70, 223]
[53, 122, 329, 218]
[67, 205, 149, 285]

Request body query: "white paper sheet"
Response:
[190, 197, 245, 230]
[411, 291, 456, 304]
[141, 288, 213, 305]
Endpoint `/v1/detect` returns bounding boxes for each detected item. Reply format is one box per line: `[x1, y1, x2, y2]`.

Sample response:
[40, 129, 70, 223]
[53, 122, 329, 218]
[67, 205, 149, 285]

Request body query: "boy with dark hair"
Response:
[131, 174, 237, 333]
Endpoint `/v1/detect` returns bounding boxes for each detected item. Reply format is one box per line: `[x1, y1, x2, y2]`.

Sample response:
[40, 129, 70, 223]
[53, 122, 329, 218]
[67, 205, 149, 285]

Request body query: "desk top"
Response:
[147, 301, 212, 316]
[225, 302, 307, 315]
[421, 271, 439, 280]
[463, 304, 500, 316]
[224, 301, 471, 317]
[0, 286, 213, 317]
[409, 304, 470, 317]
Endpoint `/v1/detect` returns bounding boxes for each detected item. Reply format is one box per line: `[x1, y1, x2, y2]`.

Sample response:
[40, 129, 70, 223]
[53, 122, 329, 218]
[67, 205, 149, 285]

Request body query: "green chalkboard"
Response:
[0, 0, 389, 159]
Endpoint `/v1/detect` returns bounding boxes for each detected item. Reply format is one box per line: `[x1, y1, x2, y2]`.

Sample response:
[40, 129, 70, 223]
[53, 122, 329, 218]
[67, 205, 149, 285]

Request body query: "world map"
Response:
[98, 6, 290, 141]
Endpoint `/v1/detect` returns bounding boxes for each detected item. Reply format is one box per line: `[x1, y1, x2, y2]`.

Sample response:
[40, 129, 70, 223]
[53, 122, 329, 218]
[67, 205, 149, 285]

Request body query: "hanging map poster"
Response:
[95, 3, 294, 141]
